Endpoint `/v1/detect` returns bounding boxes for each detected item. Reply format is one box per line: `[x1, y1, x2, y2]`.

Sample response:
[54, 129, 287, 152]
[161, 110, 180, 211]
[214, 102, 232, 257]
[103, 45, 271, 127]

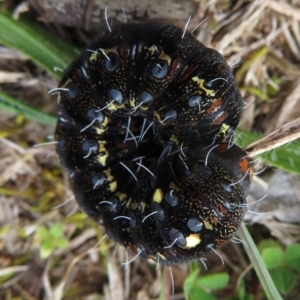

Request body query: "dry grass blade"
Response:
[245, 117, 300, 157]
[53, 240, 104, 300]
[282, 19, 300, 60]
[106, 255, 124, 300]
[266, 52, 300, 77]
[268, 0, 300, 21]
[0, 70, 27, 83]
[275, 81, 300, 128]
[217, 0, 269, 53]
[54, 228, 97, 256]
[0, 266, 29, 277]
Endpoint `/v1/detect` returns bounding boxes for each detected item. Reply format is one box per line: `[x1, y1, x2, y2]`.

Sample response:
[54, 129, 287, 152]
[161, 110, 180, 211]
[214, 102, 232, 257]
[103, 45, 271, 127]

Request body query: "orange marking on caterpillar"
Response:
[207, 98, 223, 114]
[210, 111, 228, 125]
[239, 157, 249, 174]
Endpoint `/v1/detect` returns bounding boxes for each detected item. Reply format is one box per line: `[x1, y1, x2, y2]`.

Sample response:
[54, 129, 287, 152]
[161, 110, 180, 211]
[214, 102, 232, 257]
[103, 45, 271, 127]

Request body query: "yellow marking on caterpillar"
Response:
[192, 77, 216, 96]
[90, 47, 117, 63]
[58, 79, 72, 104]
[153, 111, 162, 122]
[57, 94, 62, 104]
[141, 202, 146, 212]
[169, 182, 177, 190]
[169, 134, 179, 146]
[99, 143, 107, 151]
[103, 169, 117, 192]
[100, 47, 118, 54]
[204, 220, 213, 230]
[101, 117, 109, 127]
[126, 198, 132, 207]
[220, 123, 230, 135]
[108, 103, 125, 111]
[109, 181, 117, 192]
[89, 52, 98, 63]
[95, 116, 109, 134]
[148, 45, 159, 55]
[116, 192, 128, 202]
[153, 188, 164, 203]
[157, 252, 167, 261]
[138, 104, 150, 111]
[158, 49, 171, 66]
[129, 95, 136, 107]
[95, 127, 106, 134]
[181, 234, 201, 249]
[97, 153, 108, 166]
[102, 169, 112, 180]
[60, 79, 71, 88]
[130, 202, 139, 210]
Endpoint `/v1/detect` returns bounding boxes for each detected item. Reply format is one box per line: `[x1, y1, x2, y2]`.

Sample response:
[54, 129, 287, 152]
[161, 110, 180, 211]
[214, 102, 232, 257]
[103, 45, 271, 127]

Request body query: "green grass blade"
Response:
[239, 224, 283, 300]
[0, 11, 78, 79]
[0, 90, 56, 126]
[236, 129, 300, 175]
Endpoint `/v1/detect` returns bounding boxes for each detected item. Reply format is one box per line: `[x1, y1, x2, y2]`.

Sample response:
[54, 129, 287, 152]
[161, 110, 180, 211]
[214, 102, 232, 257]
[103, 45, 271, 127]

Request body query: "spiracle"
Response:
[55, 23, 253, 265]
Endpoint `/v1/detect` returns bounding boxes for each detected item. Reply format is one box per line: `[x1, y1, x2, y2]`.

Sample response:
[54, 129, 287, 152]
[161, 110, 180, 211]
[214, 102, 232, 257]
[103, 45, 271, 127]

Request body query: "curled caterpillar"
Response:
[55, 23, 253, 265]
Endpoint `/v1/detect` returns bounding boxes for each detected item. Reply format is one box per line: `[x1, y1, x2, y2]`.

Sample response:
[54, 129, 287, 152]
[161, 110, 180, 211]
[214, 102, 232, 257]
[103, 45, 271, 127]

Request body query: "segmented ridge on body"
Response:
[55, 23, 253, 265]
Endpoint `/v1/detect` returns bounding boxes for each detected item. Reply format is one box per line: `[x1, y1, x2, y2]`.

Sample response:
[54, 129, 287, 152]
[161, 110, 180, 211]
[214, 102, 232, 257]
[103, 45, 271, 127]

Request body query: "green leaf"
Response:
[36, 226, 50, 239]
[65, 212, 88, 222]
[240, 86, 269, 101]
[245, 294, 254, 300]
[55, 237, 68, 248]
[0, 12, 78, 79]
[270, 267, 296, 294]
[184, 268, 200, 300]
[49, 223, 63, 237]
[238, 224, 283, 300]
[190, 288, 216, 300]
[237, 279, 246, 300]
[236, 272, 255, 300]
[257, 239, 281, 253]
[285, 243, 300, 272]
[195, 273, 229, 290]
[236, 47, 268, 82]
[236, 129, 300, 175]
[40, 245, 52, 259]
[261, 247, 284, 270]
[267, 78, 280, 97]
[0, 91, 56, 126]
[42, 239, 54, 251]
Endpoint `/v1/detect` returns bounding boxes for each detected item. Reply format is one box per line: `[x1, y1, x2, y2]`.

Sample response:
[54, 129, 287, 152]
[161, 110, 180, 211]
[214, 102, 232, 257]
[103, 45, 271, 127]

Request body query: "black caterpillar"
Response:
[55, 23, 253, 265]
